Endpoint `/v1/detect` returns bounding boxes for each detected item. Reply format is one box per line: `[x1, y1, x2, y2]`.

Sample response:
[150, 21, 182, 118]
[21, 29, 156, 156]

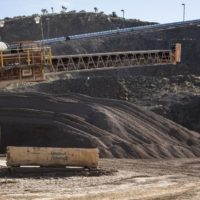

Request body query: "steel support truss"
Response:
[52, 50, 173, 72]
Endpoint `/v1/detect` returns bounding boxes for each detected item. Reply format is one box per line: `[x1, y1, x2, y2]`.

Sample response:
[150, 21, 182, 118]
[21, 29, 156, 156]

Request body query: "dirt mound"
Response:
[6, 70, 200, 133]
[0, 92, 200, 159]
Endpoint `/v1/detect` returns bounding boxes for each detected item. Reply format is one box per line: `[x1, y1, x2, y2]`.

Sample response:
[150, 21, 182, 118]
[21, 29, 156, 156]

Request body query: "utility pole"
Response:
[121, 10, 125, 28]
[94, 7, 98, 16]
[34, 16, 46, 64]
[46, 18, 50, 39]
[0, 20, 5, 27]
[182, 3, 185, 22]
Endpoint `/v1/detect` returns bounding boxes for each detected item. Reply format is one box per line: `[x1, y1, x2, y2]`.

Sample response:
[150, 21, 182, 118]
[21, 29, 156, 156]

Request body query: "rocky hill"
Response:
[0, 12, 155, 43]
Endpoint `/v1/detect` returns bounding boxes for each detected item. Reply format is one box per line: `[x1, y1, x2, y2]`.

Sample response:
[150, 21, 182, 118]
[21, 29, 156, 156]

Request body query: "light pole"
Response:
[0, 20, 5, 27]
[46, 18, 50, 40]
[34, 16, 45, 64]
[0, 21, 5, 42]
[94, 7, 98, 16]
[34, 16, 44, 42]
[121, 10, 125, 28]
[182, 3, 185, 22]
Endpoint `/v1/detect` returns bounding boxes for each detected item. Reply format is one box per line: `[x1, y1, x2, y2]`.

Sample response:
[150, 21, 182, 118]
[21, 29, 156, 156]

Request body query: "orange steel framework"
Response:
[0, 44, 181, 83]
[52, 50, 173, 72]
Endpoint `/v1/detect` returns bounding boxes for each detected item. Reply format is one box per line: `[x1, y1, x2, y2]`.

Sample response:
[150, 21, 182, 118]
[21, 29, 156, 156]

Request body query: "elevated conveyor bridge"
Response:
[0, 44, 181, 84]
[52, 50, 174, 72]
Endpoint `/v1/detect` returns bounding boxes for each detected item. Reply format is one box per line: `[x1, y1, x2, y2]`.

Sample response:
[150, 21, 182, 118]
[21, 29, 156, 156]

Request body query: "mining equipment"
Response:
[2, 17, 199, 84]
[0, 41, 52, 83]
[4, 15, 200, 85]
[0, 40, 181, 84]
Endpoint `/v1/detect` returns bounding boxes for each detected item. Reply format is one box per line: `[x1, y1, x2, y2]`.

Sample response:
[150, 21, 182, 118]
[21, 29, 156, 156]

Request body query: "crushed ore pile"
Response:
[0, 92, 200, 159]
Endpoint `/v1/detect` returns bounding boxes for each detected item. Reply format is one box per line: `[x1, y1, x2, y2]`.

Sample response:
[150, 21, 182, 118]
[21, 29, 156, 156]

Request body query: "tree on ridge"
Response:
[94, 7, 98, 16]
[62, 6, 67, 13]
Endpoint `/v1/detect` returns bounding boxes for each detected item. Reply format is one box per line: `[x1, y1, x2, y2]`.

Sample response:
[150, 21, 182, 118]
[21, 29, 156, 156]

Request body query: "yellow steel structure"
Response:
[0, 47, 52, 82]
[0, 43, 181, 84]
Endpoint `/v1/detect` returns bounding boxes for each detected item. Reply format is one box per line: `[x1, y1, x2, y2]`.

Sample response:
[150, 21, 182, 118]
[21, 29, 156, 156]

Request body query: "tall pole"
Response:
[40, 17, 44, 43]
[46, 18, 50, 40]
[182, 3, 185, 22]
[40, 17, 46, 65]
[34, 16, 45, 64]
[121, 10, 124, 28]
[0, 20, 4, 27]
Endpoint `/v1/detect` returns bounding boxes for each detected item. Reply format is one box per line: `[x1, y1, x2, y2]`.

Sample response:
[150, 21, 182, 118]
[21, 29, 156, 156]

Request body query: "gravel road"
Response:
[1, 157, 200, 200]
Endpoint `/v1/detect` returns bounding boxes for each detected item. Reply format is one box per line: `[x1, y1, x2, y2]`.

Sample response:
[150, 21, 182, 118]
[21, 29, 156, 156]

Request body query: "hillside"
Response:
[0, 12, 155, 43]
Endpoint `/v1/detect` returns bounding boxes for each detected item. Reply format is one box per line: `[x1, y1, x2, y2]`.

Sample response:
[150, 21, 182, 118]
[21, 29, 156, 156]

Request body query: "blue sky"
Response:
[0, 0, 199, 23]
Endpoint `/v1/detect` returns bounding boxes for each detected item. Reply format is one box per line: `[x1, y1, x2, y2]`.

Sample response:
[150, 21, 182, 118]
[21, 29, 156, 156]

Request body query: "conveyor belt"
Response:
[67, 19, 200, 40]
[9, 19, 200, 49]
[51, 50, 173, 72]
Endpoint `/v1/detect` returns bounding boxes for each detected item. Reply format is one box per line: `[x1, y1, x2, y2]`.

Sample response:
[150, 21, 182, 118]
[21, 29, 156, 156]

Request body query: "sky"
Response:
[0, 0, 199, 24]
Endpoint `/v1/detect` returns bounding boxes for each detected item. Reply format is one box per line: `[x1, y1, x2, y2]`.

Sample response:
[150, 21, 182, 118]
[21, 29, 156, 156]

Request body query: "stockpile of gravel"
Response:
[0, 92, 200, 159]
[3, 73, 200, 133]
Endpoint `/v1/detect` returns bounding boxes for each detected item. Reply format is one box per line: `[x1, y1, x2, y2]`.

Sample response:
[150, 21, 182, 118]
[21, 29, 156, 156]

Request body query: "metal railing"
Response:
[0, 47, 52, 69]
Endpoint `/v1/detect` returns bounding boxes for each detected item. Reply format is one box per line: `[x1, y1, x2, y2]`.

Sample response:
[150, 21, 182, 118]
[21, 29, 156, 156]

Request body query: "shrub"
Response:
[108, 12, 118, 17]
[79, 10, 86, 13]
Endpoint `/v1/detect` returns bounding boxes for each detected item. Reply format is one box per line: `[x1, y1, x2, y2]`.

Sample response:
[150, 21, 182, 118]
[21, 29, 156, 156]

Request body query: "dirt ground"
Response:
[0, 157, 200, 200]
